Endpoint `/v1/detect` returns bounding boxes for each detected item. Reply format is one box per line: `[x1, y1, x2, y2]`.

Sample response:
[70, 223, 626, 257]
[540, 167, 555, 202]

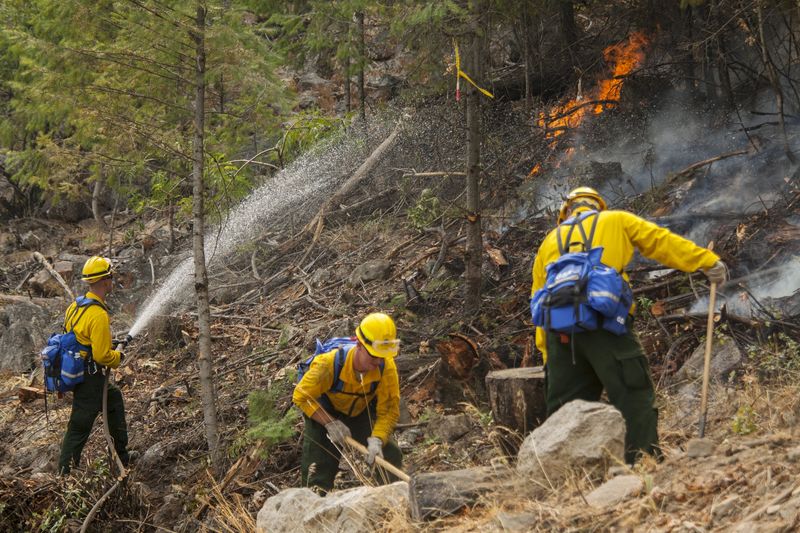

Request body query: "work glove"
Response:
[325, 420, 351, 445]
[366, 437, 384, 465]
[703, 261, 728, 285]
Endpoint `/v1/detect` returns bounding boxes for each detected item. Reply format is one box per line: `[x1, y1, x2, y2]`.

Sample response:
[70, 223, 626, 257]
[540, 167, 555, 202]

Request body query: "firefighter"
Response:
[58, 256, 129, 475]
[293, 312, 403, 495]
[531, 187, 726, 463]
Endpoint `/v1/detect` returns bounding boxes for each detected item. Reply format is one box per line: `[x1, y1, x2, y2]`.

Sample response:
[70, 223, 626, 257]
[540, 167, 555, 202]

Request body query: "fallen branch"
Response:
[401, 171, 466, 178]
[667, 149, 749, 183]
[80, 479, 121, 533]
[32, 252, 74, 300]
[298, 118, 406, 265]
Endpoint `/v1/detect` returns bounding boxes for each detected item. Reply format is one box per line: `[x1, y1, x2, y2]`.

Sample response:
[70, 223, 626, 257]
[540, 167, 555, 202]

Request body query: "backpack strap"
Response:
[556, 211, 600, 255]
[329, 347, 348, 393]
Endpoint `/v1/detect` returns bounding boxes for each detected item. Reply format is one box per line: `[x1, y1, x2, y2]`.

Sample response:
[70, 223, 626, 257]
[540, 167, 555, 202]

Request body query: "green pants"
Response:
[545, 326, 659, 464]
[59, 370, 129, 475]
[301, 402, 403, 494]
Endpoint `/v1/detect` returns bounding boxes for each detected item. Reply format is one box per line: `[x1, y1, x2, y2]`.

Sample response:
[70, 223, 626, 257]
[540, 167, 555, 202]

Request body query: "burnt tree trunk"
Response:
[486, 367, 547, 436]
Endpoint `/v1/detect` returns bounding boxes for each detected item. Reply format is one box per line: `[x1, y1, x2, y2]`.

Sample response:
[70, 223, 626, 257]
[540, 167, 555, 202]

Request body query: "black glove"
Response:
[118, 352, 125, 364]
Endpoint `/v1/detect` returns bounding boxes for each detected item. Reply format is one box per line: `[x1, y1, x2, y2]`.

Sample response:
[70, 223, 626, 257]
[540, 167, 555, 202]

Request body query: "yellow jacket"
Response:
[292, 346, 400, 444]
[531, 208, 720, 363]
[64, 291, 121, 368]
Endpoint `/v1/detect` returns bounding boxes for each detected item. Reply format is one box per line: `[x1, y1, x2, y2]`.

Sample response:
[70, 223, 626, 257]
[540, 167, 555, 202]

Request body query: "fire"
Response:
[528, 162, 542, 177]
[538, 32, 649, 139]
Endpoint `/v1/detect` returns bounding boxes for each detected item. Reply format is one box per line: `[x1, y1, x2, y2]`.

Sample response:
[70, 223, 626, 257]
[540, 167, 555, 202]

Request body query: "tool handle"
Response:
[698, 281, 718, 438]
[344, 436, 410, 482]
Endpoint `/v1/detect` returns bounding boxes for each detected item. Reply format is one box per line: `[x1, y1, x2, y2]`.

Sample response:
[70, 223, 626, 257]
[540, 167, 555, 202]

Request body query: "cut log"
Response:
[18, 386, 45, 402]
[408, 465, 522, 521]
[485, 366, 547, 435]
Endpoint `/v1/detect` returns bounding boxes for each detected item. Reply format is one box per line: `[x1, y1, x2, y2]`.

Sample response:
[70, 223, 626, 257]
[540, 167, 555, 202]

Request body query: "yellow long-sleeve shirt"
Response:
[531, 208, 720, 362]
[64, 291, 121, 368]
[292, 347, 400, 444]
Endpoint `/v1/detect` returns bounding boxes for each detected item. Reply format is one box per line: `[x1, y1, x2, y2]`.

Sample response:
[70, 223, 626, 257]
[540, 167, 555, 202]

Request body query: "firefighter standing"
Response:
[531, 187, 727, 463]
[58, 256, 129, 475]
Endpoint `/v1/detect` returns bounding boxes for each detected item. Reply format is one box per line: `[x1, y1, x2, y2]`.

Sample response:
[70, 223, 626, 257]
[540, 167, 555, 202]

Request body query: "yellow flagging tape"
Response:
[454, 41, 494, 100]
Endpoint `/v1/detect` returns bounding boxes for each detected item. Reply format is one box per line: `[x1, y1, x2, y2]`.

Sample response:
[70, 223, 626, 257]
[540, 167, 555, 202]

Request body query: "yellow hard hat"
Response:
[557, 186, 607, 223]
[81, 256, 113, 283]
[356, 312, 400, 358]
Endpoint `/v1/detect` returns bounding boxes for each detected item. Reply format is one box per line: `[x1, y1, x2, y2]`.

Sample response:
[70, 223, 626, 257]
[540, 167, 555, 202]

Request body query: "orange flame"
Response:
[537, 32, 649, 139]
[528, 162, 542, 177]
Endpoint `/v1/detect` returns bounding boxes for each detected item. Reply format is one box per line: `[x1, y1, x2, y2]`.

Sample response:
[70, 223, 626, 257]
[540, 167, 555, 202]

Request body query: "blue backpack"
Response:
[41, 296, 103, 393]
[297, 337, 385, 397]
[531, 211, 632, 336]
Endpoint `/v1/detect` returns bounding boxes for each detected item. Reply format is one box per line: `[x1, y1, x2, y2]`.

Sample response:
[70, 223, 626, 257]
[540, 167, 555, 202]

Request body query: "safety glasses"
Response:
[369, 338, 400, 358]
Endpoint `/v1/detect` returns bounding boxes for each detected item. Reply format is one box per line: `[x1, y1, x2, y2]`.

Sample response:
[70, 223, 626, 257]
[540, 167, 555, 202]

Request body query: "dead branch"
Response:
[667, 149, 749, 183]
[32, 252, 74, 300]
[80, 479, 121, 533]
[401, 171, 466, 178]
[541, 99, 620, 125]
[298, 118, 405, 264]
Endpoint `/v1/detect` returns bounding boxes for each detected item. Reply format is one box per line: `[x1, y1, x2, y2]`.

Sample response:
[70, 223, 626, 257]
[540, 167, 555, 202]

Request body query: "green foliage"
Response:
[240, 378, 299, 459]
[636, 296, 654, 313]
[746, 333, 800, 378]
[731, 405, 757, 435]
[406, 188, 442, 231]
[0, 0, 290, 219]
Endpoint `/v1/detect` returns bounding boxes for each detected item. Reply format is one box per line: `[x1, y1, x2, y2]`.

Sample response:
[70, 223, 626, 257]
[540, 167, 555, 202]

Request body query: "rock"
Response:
[494, 511, 538, 532]
[675, 334, 743, 384]
[585, 475, 643, 508]
[53, 260, 74, 283]
[257, 482, 408, 533]
[298, 71, 331, 90]
[152, 493, 184, 528]
[19, 231, 42, 250]
[0, 301, 53, 371]
[139, 441, 171, 470]
[28, 269, 63, 297]
[686, 438, 716, 458]
[0, 232, 18, 253]
[409, 466, 520, 521]
[711, 495, 741, 523]
[310, 268, 332, 288]
[517, 400, 625, 484]
[429, 413, 473, 443]
[348, 260, 392, 287]
[608, 465, 630, 478]
[786, 446, 800, 462]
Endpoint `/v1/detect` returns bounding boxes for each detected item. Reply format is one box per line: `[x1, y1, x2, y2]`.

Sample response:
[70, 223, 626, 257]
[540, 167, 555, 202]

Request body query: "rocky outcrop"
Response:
[675, 334, 743, 385]
[517, 400, 625, 484]
[0, 301, 54, 371]
[256, 482, 408, 533]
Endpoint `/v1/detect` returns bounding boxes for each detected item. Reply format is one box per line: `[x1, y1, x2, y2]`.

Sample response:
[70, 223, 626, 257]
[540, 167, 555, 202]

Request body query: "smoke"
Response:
[690, 257, 800, 316]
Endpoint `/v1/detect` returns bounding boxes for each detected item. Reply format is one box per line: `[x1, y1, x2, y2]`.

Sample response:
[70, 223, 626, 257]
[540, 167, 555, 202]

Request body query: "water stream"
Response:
[127, 116, 397, 338]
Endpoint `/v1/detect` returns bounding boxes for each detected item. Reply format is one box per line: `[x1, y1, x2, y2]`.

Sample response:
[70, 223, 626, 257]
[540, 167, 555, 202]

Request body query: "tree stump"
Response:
[485, 366, 547, 437]
[409, 465, 522, 521]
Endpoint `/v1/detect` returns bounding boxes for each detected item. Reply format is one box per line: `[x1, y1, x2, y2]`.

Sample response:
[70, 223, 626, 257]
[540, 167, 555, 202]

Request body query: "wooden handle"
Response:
[698, 281, 717, 438]
[344, 436, 410, 482]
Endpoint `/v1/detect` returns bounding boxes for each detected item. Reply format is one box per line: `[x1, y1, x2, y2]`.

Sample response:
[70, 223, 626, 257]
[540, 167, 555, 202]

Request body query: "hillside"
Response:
[1, 2, 800, 532]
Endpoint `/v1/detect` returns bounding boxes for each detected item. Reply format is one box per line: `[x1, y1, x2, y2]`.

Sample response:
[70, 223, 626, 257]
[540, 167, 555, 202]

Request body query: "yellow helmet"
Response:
[81, 256, 113, 283]
[356, 312, 400, 358]
[557, 186, 607, 223]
